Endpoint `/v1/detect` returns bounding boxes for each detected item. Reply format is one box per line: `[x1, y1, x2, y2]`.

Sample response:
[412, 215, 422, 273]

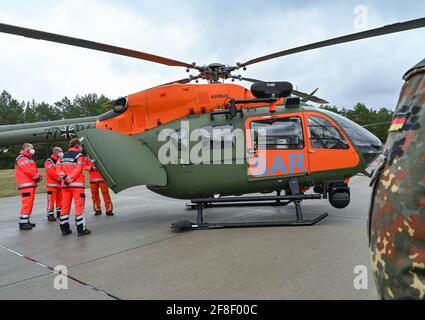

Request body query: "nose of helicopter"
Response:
[339, 118, 383, 167]
[321, 109, 383, 167]
[356, 143, 383, 167]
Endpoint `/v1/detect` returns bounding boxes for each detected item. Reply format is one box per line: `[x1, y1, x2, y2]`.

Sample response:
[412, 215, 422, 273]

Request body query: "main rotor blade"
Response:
[149, 76, 202, 89]
[160, 77, 198, 86]
[238, 17, 425, 68]
[292, 90, 329, 104]
[238, 76, 264, 83]
[362, 121, 392, 128]
[0, 23, 196, 69]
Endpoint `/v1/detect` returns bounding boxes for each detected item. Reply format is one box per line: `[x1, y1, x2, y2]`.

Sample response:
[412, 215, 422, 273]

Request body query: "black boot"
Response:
[78, 228, 92, 237]
[106, 211, 114, 216]
[76, 215, 91, 237]
[62, 229, 72, 236]
[60, 223, 72, 236]
[28, 221, 36, 228]
[47, 215, 57, 222]
[94, 211, 102, 216]
[19, 223, 34, 231]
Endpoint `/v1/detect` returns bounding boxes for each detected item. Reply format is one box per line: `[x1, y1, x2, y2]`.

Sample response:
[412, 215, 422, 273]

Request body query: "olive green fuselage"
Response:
[137, 105, 366, 200]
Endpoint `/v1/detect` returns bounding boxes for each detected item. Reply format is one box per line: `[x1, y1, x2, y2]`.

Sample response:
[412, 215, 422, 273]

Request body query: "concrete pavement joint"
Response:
[0, 244, 121, 300]
[66, 233, 183, 269]
[0, 272, 51, 290]
[0, 234, 184, 297]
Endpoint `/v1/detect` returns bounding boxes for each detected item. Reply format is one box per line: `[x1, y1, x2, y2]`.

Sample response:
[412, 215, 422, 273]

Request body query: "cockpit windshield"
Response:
[319, 109, 382, 148]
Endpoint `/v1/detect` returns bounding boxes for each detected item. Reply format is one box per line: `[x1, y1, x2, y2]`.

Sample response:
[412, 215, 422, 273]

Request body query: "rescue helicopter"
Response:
[0, 17, 424, 230]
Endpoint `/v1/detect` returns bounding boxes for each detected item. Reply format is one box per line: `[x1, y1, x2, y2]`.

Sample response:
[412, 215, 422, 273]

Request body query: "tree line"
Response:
[0, 90, 110, 125]
[0, 90, 110, 169]
[0, 90, 393, 169]
[319, 104, 393, 143]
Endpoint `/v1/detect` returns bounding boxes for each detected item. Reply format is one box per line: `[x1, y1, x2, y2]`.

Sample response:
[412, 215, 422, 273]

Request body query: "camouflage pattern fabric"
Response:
[369, 58, 425, 300]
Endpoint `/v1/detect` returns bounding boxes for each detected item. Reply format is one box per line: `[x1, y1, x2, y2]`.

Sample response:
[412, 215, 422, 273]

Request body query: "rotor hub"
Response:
[192, 63, 236, 83]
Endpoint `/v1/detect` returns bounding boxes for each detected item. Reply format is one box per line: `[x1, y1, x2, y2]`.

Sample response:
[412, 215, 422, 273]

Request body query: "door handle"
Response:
[308, 150, 316, 153]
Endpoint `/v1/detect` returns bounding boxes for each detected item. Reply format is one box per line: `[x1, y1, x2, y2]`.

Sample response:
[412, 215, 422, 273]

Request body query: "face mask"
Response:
[58, 152, 64, 158]
[29, 149, 35, 155]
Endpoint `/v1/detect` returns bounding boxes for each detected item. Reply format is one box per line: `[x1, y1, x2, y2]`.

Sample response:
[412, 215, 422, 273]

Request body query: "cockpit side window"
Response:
[308, 116, 349, 149]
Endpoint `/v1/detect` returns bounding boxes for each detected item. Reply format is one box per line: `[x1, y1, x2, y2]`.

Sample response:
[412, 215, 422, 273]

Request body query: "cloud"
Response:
[0, 0, 424, 109]
[0, 0, 202, 102]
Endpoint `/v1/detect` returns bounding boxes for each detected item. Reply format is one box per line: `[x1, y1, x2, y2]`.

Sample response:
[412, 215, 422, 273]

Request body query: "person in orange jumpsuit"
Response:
[84, 158, 114, 216]
[15, 143, 42, 230]
[56, 138, 91, 237]
[44, 147, 64, 222]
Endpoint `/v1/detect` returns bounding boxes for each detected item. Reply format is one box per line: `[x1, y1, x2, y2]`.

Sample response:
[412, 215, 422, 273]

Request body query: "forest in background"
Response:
[0, 90, 393, 169]
[0, 90, 110, 169]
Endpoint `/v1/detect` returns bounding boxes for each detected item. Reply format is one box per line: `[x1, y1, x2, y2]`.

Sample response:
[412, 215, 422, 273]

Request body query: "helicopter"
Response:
[0, 17, 424, 230]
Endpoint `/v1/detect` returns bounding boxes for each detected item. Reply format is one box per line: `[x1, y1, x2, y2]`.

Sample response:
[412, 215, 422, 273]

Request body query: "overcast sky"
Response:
[0, 0, 424, 110]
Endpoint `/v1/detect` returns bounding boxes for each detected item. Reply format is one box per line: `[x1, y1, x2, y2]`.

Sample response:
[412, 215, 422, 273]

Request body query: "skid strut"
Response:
[172, 178, 328, 231]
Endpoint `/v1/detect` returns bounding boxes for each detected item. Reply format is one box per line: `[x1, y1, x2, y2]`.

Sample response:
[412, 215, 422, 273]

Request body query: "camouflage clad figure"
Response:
[369, 58, 425, 300]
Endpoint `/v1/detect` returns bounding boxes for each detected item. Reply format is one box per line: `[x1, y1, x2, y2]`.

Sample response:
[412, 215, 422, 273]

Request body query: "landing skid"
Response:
[172, 178, 329, 231]
[185, 198, 293, 210]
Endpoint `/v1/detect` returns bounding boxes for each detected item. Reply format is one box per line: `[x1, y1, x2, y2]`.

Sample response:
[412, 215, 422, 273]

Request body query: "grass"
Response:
[0, 169, 90, 198]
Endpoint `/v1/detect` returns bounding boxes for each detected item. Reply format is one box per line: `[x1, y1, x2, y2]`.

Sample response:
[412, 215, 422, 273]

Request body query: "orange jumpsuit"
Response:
[15, 150, 41, 225]
[44, 154, 62, 218]
[84, 160, 113, 214]
[56, 148, 87, 233]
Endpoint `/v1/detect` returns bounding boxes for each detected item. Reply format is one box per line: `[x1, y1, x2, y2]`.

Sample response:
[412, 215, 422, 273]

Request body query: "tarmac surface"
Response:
[0, 176, 377, 300]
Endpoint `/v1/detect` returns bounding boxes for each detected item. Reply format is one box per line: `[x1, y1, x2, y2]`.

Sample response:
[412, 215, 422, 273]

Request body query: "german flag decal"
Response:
[388, 113, 409, 132]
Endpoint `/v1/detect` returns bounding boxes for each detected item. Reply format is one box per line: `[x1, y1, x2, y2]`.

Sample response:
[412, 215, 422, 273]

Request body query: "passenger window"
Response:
[251, 117, 304, 150]
[201, 125, 235, 149]
[308, 116, 349, 149]
[169, 129, 188, 151]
